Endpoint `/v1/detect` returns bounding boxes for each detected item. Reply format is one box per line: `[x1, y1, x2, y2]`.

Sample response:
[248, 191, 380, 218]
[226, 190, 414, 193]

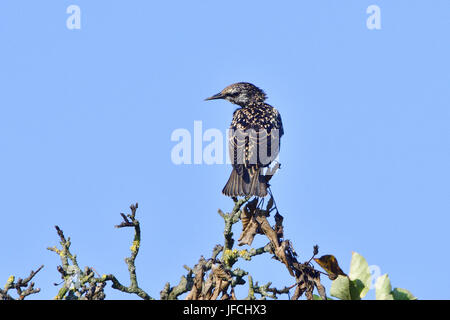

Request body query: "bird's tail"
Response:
[222, 167, 268, 197]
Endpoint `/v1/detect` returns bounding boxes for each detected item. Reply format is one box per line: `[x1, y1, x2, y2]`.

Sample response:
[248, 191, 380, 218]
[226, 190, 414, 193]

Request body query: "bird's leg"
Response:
[256, 197, 265, 211]
[267, 186, 279, 214]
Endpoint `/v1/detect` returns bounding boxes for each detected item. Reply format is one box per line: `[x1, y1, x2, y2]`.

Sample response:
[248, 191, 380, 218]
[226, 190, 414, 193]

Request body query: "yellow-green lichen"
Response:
[130, 240, 140, 252]
[223, 248, 240, 266]
[238, 249, 251, 260]
[4, 275, 15, 289]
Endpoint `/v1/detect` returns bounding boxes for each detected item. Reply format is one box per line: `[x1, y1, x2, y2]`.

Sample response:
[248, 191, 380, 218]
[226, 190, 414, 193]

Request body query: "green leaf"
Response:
[375, 274, 394, 300]
[348, 252, 371, 299]
[349, 279, 365, 300]
[392, 288, 417, 300]
[330, 275, 351, 300]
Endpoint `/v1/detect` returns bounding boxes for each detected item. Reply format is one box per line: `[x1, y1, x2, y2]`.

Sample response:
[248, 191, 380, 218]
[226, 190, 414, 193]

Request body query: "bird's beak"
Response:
[205, 92, 225, 101]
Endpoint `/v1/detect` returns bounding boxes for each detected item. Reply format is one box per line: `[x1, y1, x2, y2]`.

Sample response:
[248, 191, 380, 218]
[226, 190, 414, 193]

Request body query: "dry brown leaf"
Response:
[210, 265, 232, 300]
[202, 273, 214, 300]
[312, 273, 327, 300]
[291, 280, 304, 300]
[240, 207, 252, 231]
[185, 258, 206, 300]
[255, 214, 280, 248]
[274, 211, 284, 240]
[274, 241, 294, 277]
[230, 287, 237, 300]
[314, 254, 347, 280]
[238, 217, 259, 246]
[211, 264, 232, 281]
[210, 279, 222, 300]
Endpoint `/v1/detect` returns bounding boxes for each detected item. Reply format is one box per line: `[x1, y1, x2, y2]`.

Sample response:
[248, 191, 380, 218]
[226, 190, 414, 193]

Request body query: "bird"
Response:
[205, 82, 283, 197]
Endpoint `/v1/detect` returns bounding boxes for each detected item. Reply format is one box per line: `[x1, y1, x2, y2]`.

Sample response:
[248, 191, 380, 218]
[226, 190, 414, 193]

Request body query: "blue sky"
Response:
[0, 1, 449, 300]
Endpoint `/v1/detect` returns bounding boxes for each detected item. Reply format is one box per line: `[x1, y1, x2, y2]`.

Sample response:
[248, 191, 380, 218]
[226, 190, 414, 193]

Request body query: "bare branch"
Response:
[0, 265, 44, 300]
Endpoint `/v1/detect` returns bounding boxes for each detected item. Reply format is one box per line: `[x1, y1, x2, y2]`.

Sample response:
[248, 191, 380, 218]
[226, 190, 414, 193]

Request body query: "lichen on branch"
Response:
[0, 265, 43, 300]
[47, 203, 153, 300]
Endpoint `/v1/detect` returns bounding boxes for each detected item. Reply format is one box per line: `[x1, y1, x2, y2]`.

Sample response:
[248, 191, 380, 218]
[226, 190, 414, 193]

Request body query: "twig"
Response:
[0, 265, 44, 300]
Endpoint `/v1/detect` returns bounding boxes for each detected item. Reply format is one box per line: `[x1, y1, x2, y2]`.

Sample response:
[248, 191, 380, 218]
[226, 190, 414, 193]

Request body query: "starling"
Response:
[205, 82, 284, 197]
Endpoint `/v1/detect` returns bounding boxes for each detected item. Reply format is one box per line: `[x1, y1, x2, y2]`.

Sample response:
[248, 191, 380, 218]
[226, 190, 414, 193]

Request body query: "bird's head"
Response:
[205, 82, 267, 107]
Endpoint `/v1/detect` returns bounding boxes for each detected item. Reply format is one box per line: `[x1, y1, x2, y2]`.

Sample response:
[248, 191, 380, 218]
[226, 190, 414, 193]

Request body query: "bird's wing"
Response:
[228, 128, 281, 172]
[228, 126, 247, 175]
